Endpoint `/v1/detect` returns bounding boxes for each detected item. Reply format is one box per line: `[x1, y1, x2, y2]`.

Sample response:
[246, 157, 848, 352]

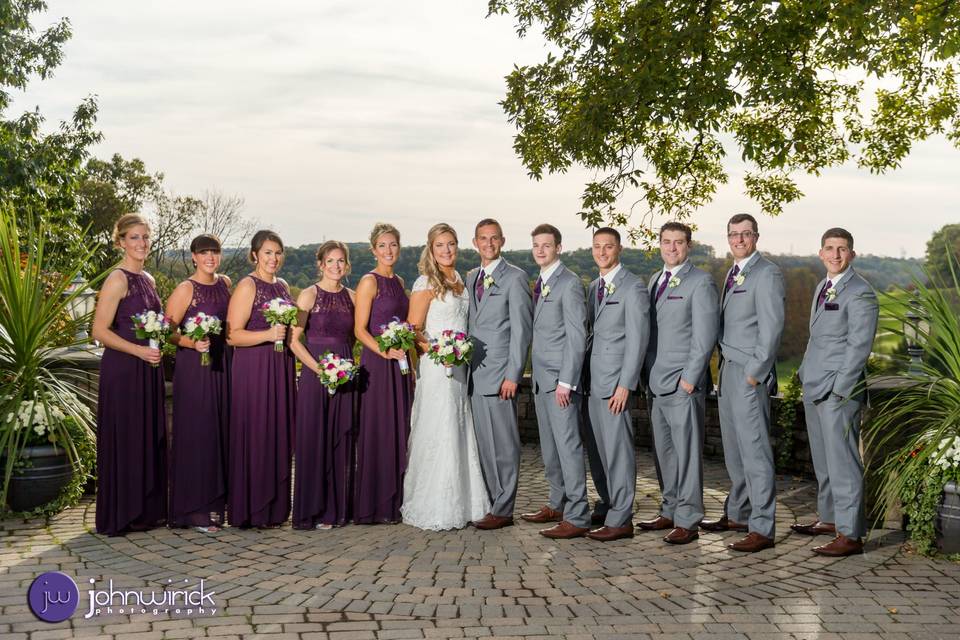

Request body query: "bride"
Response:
[401, 223, 490, 530]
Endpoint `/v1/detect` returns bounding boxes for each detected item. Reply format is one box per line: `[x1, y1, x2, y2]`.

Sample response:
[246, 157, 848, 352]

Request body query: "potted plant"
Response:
[865, 257, 960, 556]
[0, 206, 102, 514]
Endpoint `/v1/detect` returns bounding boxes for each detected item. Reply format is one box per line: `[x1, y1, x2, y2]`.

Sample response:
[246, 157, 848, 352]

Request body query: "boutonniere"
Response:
[482, 274, 495, 289]
[733, 273, 745, 286]
[825, 287, 837, 302]
[604, 281, 616, 296]
[541, 284, 551, 298]
[668, 275, 681, 288]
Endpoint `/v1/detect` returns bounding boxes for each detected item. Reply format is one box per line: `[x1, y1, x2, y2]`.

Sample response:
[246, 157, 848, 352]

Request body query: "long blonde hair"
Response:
[418, 223, 459, 299]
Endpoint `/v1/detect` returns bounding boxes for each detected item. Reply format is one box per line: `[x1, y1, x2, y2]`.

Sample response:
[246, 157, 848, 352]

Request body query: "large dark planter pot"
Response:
[6, 445, 74, 512]
[936, 481, 960, 555]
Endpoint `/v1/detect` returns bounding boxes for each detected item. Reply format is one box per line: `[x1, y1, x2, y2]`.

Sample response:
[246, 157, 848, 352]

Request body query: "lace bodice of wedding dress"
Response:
[400, 275, 490, 530]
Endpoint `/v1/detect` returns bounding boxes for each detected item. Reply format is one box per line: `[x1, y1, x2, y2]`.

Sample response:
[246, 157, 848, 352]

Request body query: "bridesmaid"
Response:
[91, 213, 167, 536]
[165, 234, 232, 532]
[226, 230, 296, 528]
[290, 241, 357, 529]
[354, 222, 414, 524]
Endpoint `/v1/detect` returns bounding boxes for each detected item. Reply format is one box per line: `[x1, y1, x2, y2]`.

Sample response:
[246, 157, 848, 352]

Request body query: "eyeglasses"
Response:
[727, 231, 757, 240]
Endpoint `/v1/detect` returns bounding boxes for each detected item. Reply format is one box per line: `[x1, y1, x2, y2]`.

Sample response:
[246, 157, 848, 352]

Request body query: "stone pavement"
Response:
[3, 445, 960, 640]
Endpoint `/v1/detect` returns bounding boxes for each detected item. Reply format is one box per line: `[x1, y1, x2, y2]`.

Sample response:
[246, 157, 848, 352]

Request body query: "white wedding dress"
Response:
[401, 275, 490, 530]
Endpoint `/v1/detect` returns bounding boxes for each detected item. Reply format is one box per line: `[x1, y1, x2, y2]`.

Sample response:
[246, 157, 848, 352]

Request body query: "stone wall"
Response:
[516, 375, 815, 478]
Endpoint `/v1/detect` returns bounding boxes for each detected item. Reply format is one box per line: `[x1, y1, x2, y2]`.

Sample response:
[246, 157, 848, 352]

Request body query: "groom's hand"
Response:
[499, 379, 518, 400]
[555, 386, 572, 408]
[608, 386, 629, 415]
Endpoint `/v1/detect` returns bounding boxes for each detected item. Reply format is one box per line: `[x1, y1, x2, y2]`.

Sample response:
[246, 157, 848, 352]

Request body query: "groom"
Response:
[467, 218, 533, 529]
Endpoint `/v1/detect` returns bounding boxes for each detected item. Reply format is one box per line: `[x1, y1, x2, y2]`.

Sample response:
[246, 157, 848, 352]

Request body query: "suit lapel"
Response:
[809, 276, 827, 328]
[656, 262, 692, 312]
[721, 264, 735, 310]
[813, 270, 854, 326]
[534, 264, 563, 324]
[477, 259, 507, 318]
[596, 268, 626, 320]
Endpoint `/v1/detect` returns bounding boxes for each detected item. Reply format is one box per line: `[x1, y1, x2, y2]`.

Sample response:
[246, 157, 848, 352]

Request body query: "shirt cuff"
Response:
[558, 381, 575, 391]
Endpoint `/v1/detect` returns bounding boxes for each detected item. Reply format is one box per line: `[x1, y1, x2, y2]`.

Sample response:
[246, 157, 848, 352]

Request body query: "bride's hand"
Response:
[415, 339, 430, 355]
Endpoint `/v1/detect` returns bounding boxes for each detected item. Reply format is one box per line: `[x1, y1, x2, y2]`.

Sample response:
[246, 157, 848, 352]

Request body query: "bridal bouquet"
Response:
[261, 297, 298, 351]
[131, 310, 172, 367]
[317, 352, 359, 395]
[376, 317, 416, 375]
[182, 312, 223, 366]
[426, 329, 473, 378]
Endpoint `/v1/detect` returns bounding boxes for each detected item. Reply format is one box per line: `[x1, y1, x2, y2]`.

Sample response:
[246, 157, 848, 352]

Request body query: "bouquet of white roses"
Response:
[261, 298, 298, 351]
[426, 329, 473, 378]
[317, 352, 359, 395]
[182, 312, 223, 366]
[375, 317, 416, 375]
[131, 310, 172, 367]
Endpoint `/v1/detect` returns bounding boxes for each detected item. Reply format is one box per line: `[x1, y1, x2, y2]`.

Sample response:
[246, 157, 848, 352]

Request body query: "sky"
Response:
[11, 1, 959, 258]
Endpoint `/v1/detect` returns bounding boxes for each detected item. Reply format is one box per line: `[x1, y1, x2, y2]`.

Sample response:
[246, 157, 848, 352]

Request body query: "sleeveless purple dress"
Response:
[228, 275, 296, 528]
[354, 272, 412, 524]
[96, 268, 167, 536]
[292, 286, 356, 529]
[170, 277, 231, 528]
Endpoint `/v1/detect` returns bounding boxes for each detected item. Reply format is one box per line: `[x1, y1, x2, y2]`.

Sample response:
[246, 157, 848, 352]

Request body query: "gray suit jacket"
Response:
[531, 263, 588, 394]
[718, 253, 785, 392]
[644, 262, 719, 396]
[585, 266, 650, 399]
[467, 258, 533, 396]
[797, 268, 878, 402]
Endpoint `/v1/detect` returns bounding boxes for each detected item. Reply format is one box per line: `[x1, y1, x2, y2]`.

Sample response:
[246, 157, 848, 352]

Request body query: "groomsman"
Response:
[636, 222, 719, 545]
[467, 218, 533, 530]
[522, 224, 591, 539]
[583, 227, 649, 542]
[793, 228, 878, 556]
[702, 213, 784, 553]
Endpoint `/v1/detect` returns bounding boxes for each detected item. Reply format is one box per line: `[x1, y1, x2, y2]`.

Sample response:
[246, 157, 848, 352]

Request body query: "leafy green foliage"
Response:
[865, 256, 960, 554]
[925, 223, 960, 285]
[0, 205, 104, 511]
[775, 371, 802, 472]
[1, 1, 102, 272]
[489, 0, 960, 241]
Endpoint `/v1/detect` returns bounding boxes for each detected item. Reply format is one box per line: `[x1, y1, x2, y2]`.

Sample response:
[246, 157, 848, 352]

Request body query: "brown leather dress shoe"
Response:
[586, 524, 634, 542]
[539, 520, 590, 539]
[663, 527, 699, 545]
[790, 520, 836, 536]
[700, 517, 749, 532]
[636, 515, 674, 531]
[472, 513, 514, 530]
[520, 505, 563, 524]
[813, 534, 864, 557]
[728, 531, 775, 552]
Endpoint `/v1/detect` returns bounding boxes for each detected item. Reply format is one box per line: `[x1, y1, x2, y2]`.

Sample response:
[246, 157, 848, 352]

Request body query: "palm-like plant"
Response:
[0, 205, 105, 511]
[865, 254, 960, 553]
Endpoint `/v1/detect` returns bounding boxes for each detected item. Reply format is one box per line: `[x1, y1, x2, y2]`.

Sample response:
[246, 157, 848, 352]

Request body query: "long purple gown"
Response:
[292, 286, 356, 529]
[228, 275, 296, 528]
[354, 272, 413, 524]
[96, 268, 167, 536]
[169, 276, 231, 528]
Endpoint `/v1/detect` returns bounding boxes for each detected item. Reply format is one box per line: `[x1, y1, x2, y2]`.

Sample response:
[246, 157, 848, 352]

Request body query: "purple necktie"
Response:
[655, 270, 672, 302]
[597, 277, 605, 304]
[476, 269, 485, 302]
[725, 264, 740, 291]
[817, 279, 833, 308]
[534, 276, 543, 304]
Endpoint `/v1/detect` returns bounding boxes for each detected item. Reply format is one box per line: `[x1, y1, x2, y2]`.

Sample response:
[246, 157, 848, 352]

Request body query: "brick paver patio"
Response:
[3, 445, 959, 639]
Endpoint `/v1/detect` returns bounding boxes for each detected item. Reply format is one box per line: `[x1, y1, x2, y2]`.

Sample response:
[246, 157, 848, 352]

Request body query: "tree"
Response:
[1, 1, 101, 269]
[925, 223, 960, 284]
[489, 1, 960, 244]
[189, 190, 258, 274]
